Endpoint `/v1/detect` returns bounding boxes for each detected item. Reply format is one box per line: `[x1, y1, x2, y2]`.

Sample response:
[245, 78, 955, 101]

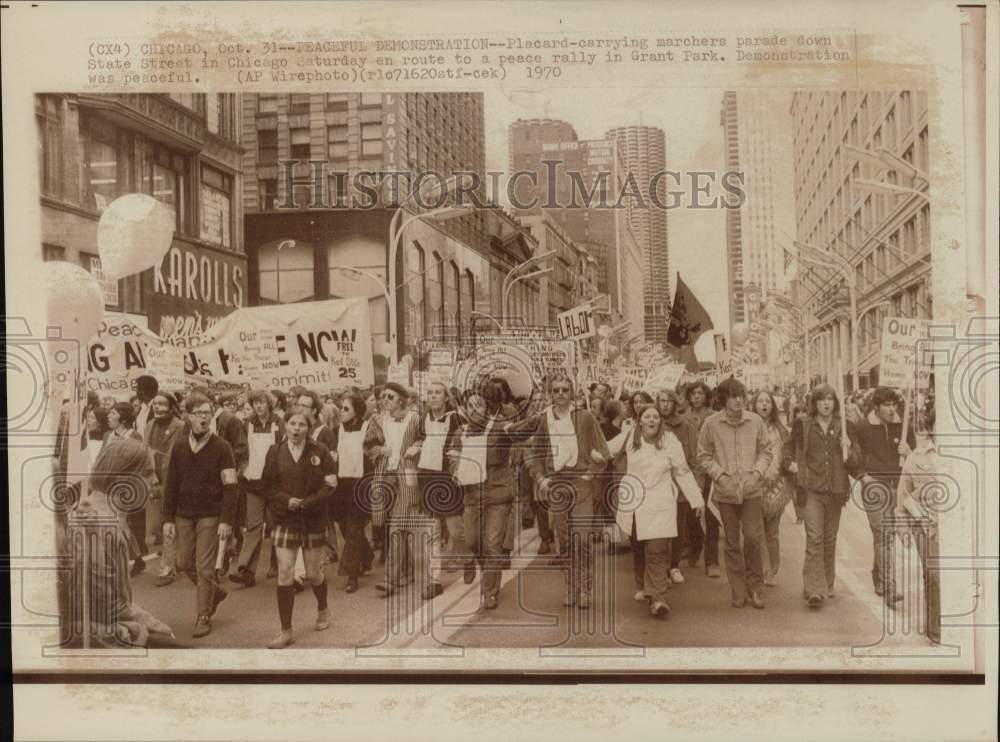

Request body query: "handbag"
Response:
[761, 475, 793, 520]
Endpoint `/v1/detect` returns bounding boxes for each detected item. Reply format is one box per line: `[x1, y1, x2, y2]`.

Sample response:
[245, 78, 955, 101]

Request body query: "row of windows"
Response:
[36, 97, 237, 250]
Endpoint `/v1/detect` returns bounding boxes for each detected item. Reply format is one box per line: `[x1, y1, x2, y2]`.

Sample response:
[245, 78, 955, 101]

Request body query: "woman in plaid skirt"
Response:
[260, 409, 338, 649]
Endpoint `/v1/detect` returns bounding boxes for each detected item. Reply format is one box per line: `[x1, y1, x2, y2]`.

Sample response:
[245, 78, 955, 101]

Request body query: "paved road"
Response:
[130, 497, 932, 652]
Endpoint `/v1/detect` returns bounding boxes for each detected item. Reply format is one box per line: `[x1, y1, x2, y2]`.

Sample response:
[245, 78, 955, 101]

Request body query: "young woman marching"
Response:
[749, 390, 792, 587]
[260, 409, 338, 648]
[405, 382, 464, 593]
[608, 404, 704, 619]
[784, 385, 857, 609]
[331, 393, 381, 593]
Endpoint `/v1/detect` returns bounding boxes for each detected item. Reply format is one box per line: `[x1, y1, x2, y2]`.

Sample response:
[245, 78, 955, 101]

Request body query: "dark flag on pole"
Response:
[667, 274, 714, 348]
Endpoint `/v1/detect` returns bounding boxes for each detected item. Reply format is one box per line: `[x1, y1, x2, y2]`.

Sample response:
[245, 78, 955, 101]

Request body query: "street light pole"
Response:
[503, 267, 552, 328]
[793, 241, 859, 393]
[502, 250, 555, 322]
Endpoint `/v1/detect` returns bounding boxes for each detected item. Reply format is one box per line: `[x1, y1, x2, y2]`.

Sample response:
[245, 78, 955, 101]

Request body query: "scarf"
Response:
[546, 405, 578, 472]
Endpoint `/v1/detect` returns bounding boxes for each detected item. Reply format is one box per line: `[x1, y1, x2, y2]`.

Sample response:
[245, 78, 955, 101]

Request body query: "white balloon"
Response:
[98, 194, 175, 279]
[731, 322, 751, 347]
[42, 261, 104, 343]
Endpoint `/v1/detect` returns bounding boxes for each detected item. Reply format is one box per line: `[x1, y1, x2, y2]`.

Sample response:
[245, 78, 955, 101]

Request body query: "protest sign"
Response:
[387, 363, 411, 387]
[647, 364, 686, 391]
[557, 303, 596, 341]
[619, 366, 652, 394]
[879, 317, 931, 389]
[145, 344, 186, 391]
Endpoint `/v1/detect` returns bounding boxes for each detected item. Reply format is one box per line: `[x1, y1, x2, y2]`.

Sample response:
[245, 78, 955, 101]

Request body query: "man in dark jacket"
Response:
[851, 387, 915, 603]
[163, 393, 240, 639]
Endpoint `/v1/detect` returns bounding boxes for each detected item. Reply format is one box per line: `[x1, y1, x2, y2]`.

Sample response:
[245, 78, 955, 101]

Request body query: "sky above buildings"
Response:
[485, 88, 792, 362]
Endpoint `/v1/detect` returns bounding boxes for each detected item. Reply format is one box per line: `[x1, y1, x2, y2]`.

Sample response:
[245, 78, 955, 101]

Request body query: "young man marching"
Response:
[696, 378, 773, 609]
[162, 393, 240, 638]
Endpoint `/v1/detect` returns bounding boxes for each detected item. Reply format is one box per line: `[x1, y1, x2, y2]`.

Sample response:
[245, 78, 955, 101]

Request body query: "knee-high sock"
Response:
[311, 578, 328, 611]
[277, 584, 295, 630]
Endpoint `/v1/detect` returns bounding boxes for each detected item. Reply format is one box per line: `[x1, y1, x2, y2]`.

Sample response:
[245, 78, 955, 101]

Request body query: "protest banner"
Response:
[145, 344, 186, 391]
[85, 314, 162, 398]
[879, 317, 931, 389]
[577, 362, 619, 390]
[619, 366, 652, 395]
[647, 364, 686, 391]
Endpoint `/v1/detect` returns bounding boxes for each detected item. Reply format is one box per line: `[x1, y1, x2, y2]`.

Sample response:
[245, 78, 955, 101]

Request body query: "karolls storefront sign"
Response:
[144, 241, 247, 341]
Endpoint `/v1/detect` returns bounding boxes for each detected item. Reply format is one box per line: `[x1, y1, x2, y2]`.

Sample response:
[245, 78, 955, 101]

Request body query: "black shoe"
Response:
[345, 578, 358, 593]
[209, 586, 228, 617]
[229, 569, 255, 588]
[130, 558, 146, 577]
[807, 594, 824, 609]
[293, 579, 305, 593]
[464, 562, 476, 585]
[749, 592, 765, 609]
[537, 540, 552, 556]
[422, 582, 444, 600]
[484, 595, 498, 610]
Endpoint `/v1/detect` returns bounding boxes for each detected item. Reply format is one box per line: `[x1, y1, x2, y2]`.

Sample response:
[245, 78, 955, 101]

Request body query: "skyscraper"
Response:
[720, 92, 745, 336]
[605, 126, 670, 345]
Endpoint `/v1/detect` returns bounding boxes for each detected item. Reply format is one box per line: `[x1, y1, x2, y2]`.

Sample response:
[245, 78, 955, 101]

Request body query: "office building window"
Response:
[42, 243, 65, 262]
[903, 217, 917, 255]
[258, 129, 278, 165]
[36, 95, 62, 198]
[445, 261, 460, 339]
[360, 92, 382, 108]
[461, 269, 475, 334]
[427, 252, 444, 336]
[405, 242, 427, 342]
[328, 124, 349, 161]
[214, 93, 237, 142]
[80, 123, 122, 214]
[361, 123, 383, 157]
[290, 128, 311, 160]
[289, 93, 311, 113]
[257, 239, 315, 304]
[260, 178, 278, 210]
[258, 95, 278, 114]
[200, 165, 233, 249]
[138, 141, 186, 231]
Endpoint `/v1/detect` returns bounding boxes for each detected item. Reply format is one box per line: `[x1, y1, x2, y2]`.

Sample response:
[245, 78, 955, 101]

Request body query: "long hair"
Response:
[340, 393, 368, 432]
[89, 438, 150, 497]
[111, 401, 135, 430]
[87, 407, 110, 441]
[808, 384, 841, 417]
[749, 390, 786, 434]
[629, 391, 654, 420]
[631, 405, 665, 452]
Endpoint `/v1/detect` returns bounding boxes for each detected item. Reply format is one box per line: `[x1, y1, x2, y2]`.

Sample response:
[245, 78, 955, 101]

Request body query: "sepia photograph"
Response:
[4, 1, 998, 741]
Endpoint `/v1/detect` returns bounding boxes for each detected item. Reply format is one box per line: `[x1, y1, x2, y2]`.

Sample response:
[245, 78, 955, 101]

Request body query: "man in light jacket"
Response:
[696, 377, 773, 609]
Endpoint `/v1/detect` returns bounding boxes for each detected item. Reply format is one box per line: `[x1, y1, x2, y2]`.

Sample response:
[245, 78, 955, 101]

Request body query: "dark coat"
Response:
[260, 438, 337, 533]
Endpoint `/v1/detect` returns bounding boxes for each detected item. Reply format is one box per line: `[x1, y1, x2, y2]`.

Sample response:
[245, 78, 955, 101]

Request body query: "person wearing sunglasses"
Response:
[370, 382, 423, 599]
[522, 377, 611, 609]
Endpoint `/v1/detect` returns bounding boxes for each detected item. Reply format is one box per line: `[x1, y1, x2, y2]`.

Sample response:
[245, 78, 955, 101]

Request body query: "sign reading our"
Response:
[557, 304, 596, 341]
[879, 317, 930, 389]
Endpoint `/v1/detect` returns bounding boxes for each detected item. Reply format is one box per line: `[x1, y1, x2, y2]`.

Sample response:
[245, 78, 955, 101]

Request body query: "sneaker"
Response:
[807, 594, 824, 609]
[707, 565, 722, 579]
[763, 572, 778, 587]
[155, 572, 176, 587]
[669, 568, 685, 584]
[267, 629, 295, 649]
[130, 558, 147, 577]
[483, 595, 499, 610]
[650, 601, 671, 619]
[634, 590, 651, 602]
[315, 608, 330, 631]
[209, 586, 228, 617]
[192, 615, 212, 638]
[749, 592, 765, 610]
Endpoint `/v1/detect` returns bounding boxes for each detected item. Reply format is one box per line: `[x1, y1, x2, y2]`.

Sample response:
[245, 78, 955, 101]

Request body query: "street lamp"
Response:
[844, 143, 929, 203]
[853, 178, 931, 203]
[503, 267, 552, 327]
[792, 240, 859, 393]
[502, 250, 555, 315]
[387, 202, 476, 363]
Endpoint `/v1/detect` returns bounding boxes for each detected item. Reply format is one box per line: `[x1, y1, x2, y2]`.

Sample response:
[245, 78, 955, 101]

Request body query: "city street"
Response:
[130, 498, 932, 652]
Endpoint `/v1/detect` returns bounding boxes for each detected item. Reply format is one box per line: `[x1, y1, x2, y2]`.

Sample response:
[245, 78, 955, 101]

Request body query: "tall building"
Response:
[720, 92, 745, 337]
[790, 90, 931, 390]
[241, 93, 540, 359]
[36, 93, 246, 340]
[508, 118, 645, 332]
[605, 126, 670, 345]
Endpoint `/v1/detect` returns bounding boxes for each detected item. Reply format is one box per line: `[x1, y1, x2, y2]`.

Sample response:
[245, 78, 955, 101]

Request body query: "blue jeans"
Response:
[802, 491, 843, 598]
[463, 476, 513, 600]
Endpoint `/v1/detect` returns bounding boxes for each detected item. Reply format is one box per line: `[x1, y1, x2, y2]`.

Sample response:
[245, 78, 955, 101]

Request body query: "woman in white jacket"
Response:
[609, 405, 705, 619]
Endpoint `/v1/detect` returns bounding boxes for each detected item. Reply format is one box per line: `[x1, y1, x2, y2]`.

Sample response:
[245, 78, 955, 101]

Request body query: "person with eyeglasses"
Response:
[370, 382, 424, 598]
[162, 393, 240, 639]
[522, 377, 610, 609]
[330, 392, 381, 593]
